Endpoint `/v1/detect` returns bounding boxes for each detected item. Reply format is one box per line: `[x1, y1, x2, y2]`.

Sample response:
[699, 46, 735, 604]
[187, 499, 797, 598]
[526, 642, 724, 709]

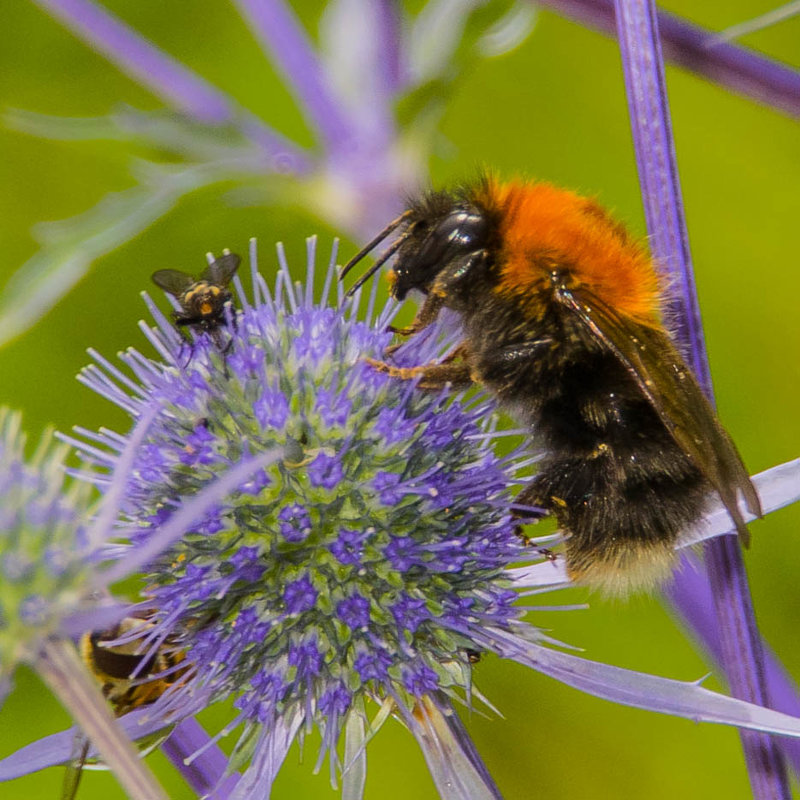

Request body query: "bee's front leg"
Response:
[387, 292, 445, 339]
[366, 355, 474, 391]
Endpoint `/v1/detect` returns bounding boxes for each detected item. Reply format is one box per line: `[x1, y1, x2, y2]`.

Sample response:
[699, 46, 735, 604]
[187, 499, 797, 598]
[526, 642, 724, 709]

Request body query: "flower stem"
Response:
[537, 0, 800, 119]
[613, 1, 791, 796]
[30, 0, 311, 169]
[35, 636, 168, 800]
[232, 0, 354, 150]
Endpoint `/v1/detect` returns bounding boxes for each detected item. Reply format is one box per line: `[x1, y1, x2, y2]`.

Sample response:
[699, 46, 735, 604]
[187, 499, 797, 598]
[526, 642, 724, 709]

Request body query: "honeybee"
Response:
[151, 250, 241, 347]
[62, 615, 185, 800]
[341, 177, 761, 594]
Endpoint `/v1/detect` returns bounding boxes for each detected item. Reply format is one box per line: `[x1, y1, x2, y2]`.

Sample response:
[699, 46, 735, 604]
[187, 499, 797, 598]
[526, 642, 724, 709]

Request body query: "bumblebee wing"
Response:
[557, 286, 760, 544]
[151, 269, 195, 297]
[202, 252, 240, 286]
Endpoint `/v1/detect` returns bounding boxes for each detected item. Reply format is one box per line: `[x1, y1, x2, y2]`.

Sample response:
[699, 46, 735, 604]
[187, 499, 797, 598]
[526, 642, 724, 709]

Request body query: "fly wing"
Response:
[151, 269, 195, 297]
[557, 285, 760, 544]
[202, 252, 240, 286]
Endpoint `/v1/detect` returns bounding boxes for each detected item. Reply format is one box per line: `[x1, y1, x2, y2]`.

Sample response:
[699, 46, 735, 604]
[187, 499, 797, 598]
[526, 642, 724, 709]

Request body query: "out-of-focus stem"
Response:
[35, 636, 168, 800]
[232, 0, 354, 150]
[536, 0, 800, 119]
[30, 0, 311, 170]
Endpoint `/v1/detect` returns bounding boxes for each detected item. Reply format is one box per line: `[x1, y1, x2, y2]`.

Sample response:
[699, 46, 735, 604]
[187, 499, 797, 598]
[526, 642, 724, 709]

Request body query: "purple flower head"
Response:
[0, 410, 95, 676]
[54, 240, 538, 793]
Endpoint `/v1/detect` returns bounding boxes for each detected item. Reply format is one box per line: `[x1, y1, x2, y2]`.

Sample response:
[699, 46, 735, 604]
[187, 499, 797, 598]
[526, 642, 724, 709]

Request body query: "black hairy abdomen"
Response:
[466, 301, 709, 567]
[531, 353, 707, 551]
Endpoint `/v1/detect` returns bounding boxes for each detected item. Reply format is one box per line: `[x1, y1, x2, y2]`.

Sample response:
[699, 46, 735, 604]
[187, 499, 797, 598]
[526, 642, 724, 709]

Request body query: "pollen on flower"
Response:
[72, 238, 537, 792]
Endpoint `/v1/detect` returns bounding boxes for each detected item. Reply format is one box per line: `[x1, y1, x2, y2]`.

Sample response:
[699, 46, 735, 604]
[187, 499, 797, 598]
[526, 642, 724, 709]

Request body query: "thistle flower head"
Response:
[0, 409, 92, 679]
[75, 239, 531, 792]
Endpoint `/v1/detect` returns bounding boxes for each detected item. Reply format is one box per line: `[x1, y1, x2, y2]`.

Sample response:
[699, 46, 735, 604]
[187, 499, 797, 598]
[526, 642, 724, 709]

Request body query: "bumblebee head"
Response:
[340, 193, 489, 300]
[390, 206, 488, 300]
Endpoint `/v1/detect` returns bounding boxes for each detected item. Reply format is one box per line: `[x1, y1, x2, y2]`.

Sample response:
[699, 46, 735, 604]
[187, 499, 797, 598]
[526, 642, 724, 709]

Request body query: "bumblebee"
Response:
[62, 615, 186, 800]
[151, 250, 241, 341]
[341, 177, 761, 594]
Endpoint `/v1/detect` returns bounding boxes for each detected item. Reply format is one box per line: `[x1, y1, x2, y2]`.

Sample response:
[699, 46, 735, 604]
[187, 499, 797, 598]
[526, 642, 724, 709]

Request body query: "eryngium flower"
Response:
[73, 238, 529, 796]
[57, 238, 800, 799]
[0, 408, 91, 683]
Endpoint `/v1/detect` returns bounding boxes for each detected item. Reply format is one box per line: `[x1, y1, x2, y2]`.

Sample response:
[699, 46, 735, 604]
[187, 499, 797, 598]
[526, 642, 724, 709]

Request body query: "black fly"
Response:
[152, 251, 241, 361]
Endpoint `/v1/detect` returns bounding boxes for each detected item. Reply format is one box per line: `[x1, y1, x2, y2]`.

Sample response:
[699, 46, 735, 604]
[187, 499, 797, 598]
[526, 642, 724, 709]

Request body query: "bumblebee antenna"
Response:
[344, 232, 414, 298]
[340, 210, 412, 284]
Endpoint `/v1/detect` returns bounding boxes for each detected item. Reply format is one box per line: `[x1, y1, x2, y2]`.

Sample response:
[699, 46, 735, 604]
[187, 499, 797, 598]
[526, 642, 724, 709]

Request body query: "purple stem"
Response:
[611, 0, 710, 388]
[535, 0, 800, 119]
[666, 560, 800, 772]
[356, 0, 401, 148]
[231, 0, 355, 151]
[614, 1, 791, 796]
[161, 718, 240, 798]
[30, 0, 311, 171]
[376, 0, 404, 95]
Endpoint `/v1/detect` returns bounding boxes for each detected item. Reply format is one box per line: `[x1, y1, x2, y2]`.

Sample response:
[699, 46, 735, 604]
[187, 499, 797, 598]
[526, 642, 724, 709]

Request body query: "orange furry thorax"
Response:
[478, 180, 662, 324]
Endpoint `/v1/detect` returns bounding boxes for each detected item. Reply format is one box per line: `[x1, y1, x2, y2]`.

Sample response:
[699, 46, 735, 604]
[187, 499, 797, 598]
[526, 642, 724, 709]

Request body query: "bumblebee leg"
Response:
[511, 479, 558, 561]
[491, 338, 554, 365]
[365, 358, 473, 390]
[512, 478, 549, 521]
[440, 340, 470, 364]
[387, 293, 445, 337]
[386, 253, 487, 354]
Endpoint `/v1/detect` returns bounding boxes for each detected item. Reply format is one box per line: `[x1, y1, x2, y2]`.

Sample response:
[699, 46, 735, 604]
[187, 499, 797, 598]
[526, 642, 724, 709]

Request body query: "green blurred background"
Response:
[1, 1, 799, 798]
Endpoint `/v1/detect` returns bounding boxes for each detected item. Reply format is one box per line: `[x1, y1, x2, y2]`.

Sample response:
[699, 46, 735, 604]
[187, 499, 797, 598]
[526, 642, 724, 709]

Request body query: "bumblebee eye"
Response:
[435, 209, 488, 250]
[411, 208, 487, 270]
